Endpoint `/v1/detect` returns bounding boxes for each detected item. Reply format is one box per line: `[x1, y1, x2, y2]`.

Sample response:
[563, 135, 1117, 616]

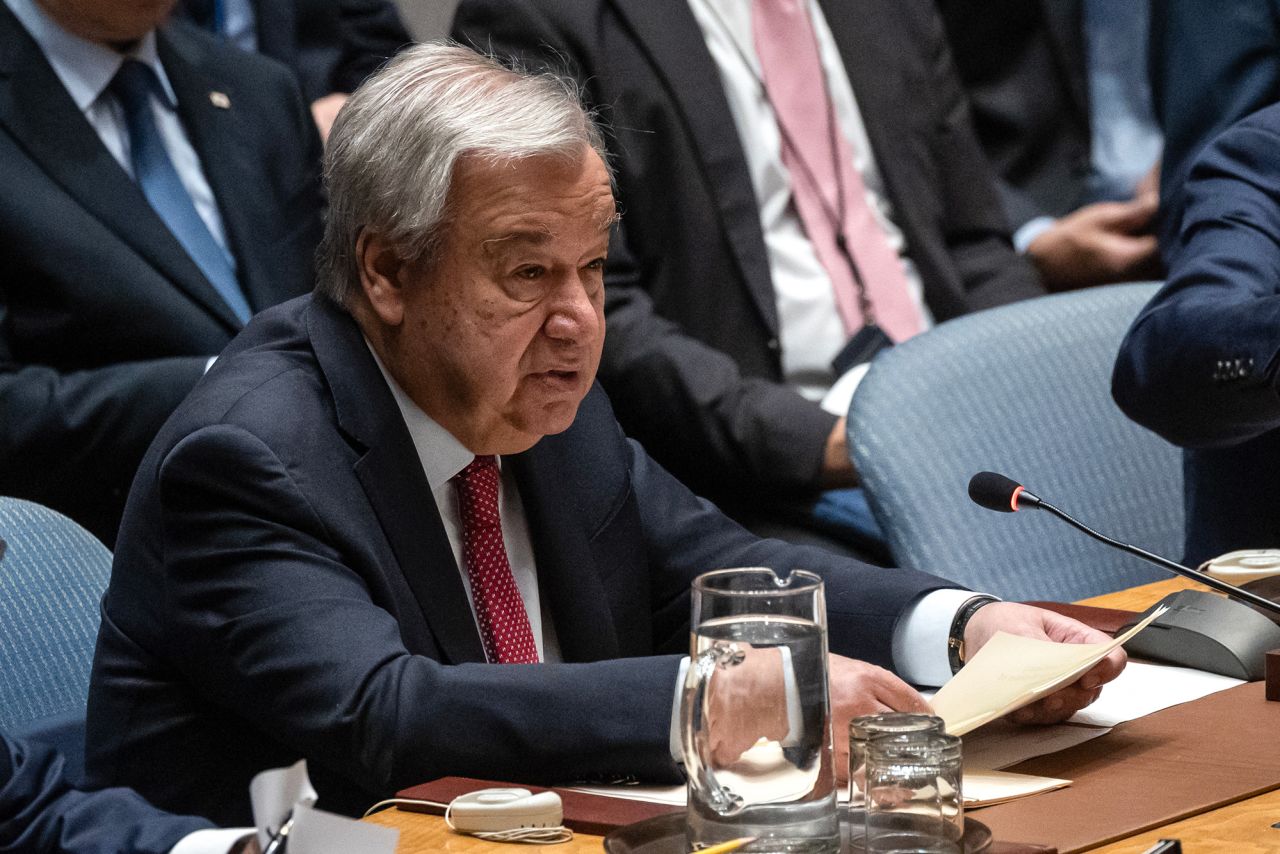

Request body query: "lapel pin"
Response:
[209, 91, 231, 109]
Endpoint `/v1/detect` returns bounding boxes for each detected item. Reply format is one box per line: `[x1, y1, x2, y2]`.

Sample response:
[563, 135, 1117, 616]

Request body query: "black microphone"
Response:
[966, 470, 1280, 617]
[968, 471, 1280, 679]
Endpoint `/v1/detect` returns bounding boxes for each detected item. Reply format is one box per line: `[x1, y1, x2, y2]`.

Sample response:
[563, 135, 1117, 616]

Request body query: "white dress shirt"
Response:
[5, 0, 235, 263]
[686, 0, 934, 407]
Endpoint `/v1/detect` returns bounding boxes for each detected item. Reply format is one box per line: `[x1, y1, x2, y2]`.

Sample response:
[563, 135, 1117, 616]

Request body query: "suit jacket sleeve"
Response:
[1113, 107, 1280, 449]
[0, 338, 206, 538]
[451, 0, 838, 493]
[1152, 0, 1280, 241]
[0, 731, 211, 853]
[602, 223, 839, 492]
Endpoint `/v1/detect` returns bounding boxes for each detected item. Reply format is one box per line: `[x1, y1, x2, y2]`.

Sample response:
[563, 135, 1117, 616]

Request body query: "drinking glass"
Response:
[680, 567, 837, 853]
[863, 732, 963, 854]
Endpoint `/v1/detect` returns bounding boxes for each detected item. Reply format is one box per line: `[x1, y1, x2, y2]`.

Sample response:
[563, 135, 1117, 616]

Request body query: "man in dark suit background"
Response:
[175, 0, 412, 139]
[87, 41, 1121, 825]
[0, 727, 257, 853]
[938, 0, 1163, 290]
[451, 0, 1044, 558]
[0, 0, 323, 545]
[1114, 103, 1280, 565]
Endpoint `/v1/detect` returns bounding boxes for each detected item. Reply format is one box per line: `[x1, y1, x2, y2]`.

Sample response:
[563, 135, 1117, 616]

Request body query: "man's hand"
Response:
[829, 655, 931, 782]
[821, 417, 858, 488]
[704, 645, 791, 767]
[1027, 196, 1161, 291]
[963, 602, 1126, 725]
[311, 92, 350, 143]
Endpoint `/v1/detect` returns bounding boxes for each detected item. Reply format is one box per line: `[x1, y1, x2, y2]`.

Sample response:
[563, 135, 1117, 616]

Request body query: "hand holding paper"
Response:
[933, 603, 1162, 735]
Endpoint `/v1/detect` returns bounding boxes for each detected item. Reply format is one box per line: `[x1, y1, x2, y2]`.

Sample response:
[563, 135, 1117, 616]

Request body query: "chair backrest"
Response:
[848, 283, 1180, 602]
[0, 496, 112, 780]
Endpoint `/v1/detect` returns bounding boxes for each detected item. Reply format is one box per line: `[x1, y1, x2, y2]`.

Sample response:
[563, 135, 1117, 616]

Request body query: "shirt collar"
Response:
[4, 0, 177, 113]
[365, 340, 479, 492]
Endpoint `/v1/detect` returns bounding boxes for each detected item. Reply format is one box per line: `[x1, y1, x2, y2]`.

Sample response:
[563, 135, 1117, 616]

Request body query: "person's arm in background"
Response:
[311, 0, 413, 140]
[1113, 106, 1280, 448]
[0, 730, 256, 854]
[1151, 0, 1280, 255]
[0, 345, 207, 544]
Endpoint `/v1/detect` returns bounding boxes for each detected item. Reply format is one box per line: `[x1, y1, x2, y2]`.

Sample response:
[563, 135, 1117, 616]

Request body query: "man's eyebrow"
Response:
[481, 228, 553, 254]
[481, 213, 619, 254]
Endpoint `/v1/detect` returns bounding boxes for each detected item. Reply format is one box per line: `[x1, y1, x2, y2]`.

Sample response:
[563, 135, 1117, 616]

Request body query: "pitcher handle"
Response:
[680, 640, 748, 817]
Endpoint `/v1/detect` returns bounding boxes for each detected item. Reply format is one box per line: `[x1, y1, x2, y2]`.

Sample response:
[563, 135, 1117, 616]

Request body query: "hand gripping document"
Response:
[930, 606, 1167, 736]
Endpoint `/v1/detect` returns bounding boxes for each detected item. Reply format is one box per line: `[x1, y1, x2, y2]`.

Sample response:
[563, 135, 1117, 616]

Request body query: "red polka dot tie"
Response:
[452, 455, 540, 664]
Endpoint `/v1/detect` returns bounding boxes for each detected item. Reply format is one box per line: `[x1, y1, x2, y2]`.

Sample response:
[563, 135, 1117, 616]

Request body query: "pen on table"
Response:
[694, 837, 755, 854]
[1139, 840, 1181, 854]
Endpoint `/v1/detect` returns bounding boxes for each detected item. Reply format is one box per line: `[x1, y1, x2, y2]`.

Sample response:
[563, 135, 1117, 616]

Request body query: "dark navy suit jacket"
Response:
[86, 294, 954, 825]
[0, 7, 323, 546]
[1114, 103, 1280, 563]
[0, 729, 209, 853]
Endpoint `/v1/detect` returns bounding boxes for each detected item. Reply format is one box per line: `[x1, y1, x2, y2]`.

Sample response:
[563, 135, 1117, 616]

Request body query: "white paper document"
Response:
[1067, 660, 1245, 727]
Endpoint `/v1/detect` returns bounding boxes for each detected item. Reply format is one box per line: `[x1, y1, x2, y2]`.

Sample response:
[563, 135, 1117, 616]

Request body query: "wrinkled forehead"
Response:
[449, 149, 618, 246]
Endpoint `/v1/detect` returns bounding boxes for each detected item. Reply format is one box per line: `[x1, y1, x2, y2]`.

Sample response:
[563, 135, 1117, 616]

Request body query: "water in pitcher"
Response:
[685, 614, 838, 853]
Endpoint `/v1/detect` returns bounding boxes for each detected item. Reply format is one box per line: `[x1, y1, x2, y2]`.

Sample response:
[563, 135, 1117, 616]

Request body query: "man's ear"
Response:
[356, 230, 410, 327]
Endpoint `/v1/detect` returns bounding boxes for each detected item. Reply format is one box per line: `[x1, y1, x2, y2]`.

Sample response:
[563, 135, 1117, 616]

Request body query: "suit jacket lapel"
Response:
[0, 7, 242, 333]
[159, 25, 277, 317]
[1041, 0, 1089, 122]
[308, 297, 487, 664]
[821, 0, 915, 227]
[609, 0, 779, 334]
[509, 449, 621, 663]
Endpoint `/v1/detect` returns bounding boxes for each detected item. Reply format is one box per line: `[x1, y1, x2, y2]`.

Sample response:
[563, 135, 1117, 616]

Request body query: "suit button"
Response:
[767, 338, 780, 352]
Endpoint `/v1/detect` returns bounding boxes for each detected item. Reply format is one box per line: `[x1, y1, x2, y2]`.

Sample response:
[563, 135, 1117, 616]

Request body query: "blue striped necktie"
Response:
[108, 59, 252, 324]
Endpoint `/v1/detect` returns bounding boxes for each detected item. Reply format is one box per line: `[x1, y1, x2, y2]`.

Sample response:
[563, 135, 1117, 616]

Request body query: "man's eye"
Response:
[514, 266, 544, 280]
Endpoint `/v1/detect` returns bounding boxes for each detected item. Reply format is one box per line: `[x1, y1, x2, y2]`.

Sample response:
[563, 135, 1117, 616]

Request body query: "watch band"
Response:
[947, 595, 999, 674]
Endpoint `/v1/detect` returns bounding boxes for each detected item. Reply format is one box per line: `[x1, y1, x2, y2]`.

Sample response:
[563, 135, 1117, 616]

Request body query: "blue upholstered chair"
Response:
[0, 496, 112, 783]
[847, 283, 1180, 602]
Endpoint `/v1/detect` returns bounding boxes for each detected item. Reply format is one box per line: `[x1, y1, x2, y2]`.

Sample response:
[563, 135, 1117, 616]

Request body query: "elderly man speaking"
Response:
[86, 43, 1123, 824]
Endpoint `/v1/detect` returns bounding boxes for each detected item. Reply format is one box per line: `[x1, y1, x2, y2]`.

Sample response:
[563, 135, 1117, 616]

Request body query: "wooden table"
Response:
[368, 576, 1278, 852]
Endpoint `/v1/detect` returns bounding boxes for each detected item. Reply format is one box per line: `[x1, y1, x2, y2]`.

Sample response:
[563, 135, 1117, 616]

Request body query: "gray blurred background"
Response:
[394, 0, 456, 41]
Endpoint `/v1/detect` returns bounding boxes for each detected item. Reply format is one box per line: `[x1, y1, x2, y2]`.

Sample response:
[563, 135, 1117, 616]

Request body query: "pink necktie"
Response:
[752, 0, 925, 342]
[452, 456, 540, 664]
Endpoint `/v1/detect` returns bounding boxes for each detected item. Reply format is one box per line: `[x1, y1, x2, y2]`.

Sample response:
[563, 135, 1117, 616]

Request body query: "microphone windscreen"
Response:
[968, 471, 1023, 513]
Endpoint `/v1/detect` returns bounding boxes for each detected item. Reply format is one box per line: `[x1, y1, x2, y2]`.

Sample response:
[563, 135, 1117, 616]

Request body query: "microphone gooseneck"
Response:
[966, 471, 1280, 617]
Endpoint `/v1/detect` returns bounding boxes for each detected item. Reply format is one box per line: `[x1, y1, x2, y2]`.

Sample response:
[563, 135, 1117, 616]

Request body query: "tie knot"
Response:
[456, 454, 499, 483]
[109, 59, 161, 117]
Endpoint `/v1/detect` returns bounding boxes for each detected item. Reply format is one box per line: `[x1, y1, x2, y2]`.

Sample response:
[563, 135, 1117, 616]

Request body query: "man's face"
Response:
[379, 147, 613, 455]
[37, 0, 175, 46]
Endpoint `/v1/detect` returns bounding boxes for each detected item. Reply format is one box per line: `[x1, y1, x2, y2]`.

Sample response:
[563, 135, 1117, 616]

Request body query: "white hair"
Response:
[315, 42, 610, 306]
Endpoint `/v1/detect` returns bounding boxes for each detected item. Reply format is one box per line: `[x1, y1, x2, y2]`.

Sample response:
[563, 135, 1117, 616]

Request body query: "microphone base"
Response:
[1118, 590, 1280, 681]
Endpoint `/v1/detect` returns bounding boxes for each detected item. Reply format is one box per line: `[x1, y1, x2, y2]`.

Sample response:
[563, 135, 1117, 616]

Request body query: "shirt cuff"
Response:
[670, 656, 691, 763]
[892, 588, 998, 688]
[1013, 215, 1057, 254]
[170, 828, 255, 854]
